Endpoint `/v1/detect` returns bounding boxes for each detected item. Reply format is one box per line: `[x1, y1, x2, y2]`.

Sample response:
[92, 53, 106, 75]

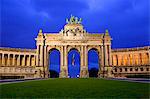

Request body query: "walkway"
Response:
[107, 78, 150, 83]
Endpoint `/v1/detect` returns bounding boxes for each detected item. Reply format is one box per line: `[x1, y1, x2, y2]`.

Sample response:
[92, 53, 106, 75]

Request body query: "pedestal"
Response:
[59, 66, 68, 78]
[80, 66, 89, 78]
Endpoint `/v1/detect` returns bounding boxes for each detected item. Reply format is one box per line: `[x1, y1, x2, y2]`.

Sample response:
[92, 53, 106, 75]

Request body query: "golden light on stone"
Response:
[0, 16, 149, 79]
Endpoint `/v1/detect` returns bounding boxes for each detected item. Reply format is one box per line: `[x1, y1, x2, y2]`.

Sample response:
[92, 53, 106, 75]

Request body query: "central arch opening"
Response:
[49, 48, 60, 78]
[68, 49, 80, 78]
[88, 48, 99, 77]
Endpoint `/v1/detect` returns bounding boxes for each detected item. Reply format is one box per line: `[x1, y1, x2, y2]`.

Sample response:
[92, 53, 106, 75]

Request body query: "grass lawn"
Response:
[0, 78, 149, 98]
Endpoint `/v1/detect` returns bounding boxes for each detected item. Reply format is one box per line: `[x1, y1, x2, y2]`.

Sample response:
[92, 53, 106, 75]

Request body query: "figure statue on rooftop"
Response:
[66, 15, 82, 24]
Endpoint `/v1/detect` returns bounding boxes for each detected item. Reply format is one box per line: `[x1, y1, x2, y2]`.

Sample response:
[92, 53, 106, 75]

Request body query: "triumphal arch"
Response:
[0, 15, 149, 79]
[35, 15, 112, 78]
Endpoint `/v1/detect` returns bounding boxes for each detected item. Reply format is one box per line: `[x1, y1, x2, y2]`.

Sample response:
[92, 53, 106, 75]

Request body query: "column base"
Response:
[80, 66, 89, 78]
[98, 70, 104, 78]
[99, 66, 114, 78]
[34, 66, 45, 78]
[59, 66, 68, 78]
[107, 66, 114, 78]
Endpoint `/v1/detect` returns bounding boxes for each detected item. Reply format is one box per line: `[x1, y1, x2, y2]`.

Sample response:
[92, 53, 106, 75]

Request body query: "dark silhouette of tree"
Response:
[49, 70, 59, 78]
[89, 68, 99, 77]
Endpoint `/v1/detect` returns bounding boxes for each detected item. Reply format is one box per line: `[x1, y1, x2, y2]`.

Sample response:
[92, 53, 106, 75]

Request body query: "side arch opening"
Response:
[88, 48, 100, 77]
[49, 48, 60, 78]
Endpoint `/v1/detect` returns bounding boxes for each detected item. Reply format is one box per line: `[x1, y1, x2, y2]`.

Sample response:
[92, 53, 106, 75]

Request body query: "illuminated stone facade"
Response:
[0, 48, 37, 79]
[35, 18, 112, 78]
[0, 16, 149, 79]
[112, 46, 150, 77]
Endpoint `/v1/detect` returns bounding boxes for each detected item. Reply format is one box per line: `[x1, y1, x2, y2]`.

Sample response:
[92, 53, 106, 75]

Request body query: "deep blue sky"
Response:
[1, 0, 149, 49]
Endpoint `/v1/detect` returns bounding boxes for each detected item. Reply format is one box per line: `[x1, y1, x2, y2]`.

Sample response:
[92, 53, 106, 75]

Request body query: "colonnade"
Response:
[112, 52, 149, 66]
[0, 53, 36, 66]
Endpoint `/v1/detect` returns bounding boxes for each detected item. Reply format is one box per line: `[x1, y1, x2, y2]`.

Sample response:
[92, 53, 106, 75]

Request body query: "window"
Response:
[125, 68, 127, 72]
[120, 68, 122, 72]
[135, 68, 138, 71]
[140, 68, 143, 71]
[115, 68, 117, 72]
[146, 68, 149, 71]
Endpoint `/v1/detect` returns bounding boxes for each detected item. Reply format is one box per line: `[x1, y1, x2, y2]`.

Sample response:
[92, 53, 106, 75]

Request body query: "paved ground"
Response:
[0, 78, 150, 85]
[0, 78, 46, 85]
[107, 78, 150, 83]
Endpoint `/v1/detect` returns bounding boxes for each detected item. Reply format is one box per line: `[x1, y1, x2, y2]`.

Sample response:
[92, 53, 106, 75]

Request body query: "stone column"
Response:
[60, 46, 65, 78]
[64, 46, 67, 66]
[60, 46, 64, 67]
[140, 53, 143, 65]
[61, 45, 68, 78]
[13, 54, 15, 66]
[132, 54, 135, 66]
[36, 45, 39, 66]
[100, 45, 104, 67]
[108, 45, 112, 66]
[7, 54, 10, 66]
[148, 52, 150, 65]
[29, 55, 31, 66]
[2, 53, 4, 66]
[44, 45, 48, 67]
[0, 54, 1, 65]
[40, 45, 44, 66]
[119, 55, 121, 66]
[80, 46, 84, 67]
[23, 55, 26, 66]
[44, 45, 48, 78]
[104, 45, 108, 66]
[115, 55, 118, 66]
[121, 55, 123, 66]
[130, 54, 133, 66]
[80, 45, 88, 78]
[80, 46, 84, 77]
[102, 44, 108, 77]
[34, 55, 36, 66]
[98, 46, 103, 78]
[17, 55, 20, 66]
[138, 53, 141, 65]
[84, 46, 88, 68]
[127, 54, 130, 66]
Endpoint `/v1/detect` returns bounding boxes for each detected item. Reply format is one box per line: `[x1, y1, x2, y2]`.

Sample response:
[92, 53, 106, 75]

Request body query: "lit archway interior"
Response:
[88, 49, 99, 77]
[68, 49, 80, 78]
[49, 49, 60, 78]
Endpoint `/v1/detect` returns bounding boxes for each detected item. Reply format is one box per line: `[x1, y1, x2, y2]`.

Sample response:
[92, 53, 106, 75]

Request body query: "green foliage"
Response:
[0, 79, 149, 98]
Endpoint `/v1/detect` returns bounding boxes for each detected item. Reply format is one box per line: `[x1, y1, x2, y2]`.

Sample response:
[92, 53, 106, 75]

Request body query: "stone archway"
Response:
[67, 48, 80, 78]
[35, 15, 112, 78]
[48, 48, 60, 78]
[88, 48, 100, 77]
[87, 46, 101, 77]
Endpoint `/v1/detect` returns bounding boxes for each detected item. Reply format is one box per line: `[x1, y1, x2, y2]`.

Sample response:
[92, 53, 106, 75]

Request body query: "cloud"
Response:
[1, 0, 149, 48]
[30, 0, 89, 18]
